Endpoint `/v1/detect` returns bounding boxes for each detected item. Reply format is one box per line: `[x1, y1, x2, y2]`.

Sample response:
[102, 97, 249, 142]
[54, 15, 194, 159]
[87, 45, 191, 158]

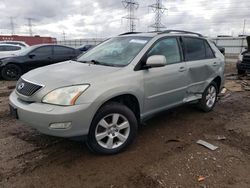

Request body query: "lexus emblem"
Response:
[18, 83, 25, 90]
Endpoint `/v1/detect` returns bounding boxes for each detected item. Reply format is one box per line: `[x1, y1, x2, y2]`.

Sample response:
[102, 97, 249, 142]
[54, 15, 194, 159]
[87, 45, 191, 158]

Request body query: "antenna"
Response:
[10, 17, 15, 35]
[27, 18, 33, 36]
[122, 0, 139, 32]
[149, 0, 167, 32]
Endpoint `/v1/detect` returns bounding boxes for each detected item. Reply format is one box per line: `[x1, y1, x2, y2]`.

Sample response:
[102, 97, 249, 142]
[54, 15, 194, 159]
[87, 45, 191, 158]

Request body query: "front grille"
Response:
[16, 78, 43, 96]
[243, 54, 250, 64]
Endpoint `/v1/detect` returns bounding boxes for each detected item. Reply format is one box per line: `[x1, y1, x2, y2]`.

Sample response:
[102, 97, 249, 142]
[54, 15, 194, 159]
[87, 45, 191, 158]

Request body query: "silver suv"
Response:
[9, 30, 225, 154]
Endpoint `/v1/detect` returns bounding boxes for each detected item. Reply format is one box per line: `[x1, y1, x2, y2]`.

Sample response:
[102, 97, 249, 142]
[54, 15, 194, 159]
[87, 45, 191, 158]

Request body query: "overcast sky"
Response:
[0, 0, 249, 40]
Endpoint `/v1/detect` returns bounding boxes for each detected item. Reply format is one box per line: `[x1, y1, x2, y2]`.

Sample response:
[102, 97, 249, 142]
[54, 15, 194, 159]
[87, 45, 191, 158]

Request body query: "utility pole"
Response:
[122, 0, 139, 32]
[149, 0, 167, 32]
[27, 18, 33, 36]
[62, 31, 66, 41]
[10, 17, 15, 35]
[242, 19, 246, 35]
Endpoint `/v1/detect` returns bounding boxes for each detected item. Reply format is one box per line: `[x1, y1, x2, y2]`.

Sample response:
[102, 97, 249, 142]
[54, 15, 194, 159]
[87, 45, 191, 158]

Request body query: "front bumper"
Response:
[9, 91, 97, 137]
[237, 61, 250, 71]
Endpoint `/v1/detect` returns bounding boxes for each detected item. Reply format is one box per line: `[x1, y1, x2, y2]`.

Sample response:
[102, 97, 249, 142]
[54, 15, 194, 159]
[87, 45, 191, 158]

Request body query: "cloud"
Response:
[0, 0, 249, 39]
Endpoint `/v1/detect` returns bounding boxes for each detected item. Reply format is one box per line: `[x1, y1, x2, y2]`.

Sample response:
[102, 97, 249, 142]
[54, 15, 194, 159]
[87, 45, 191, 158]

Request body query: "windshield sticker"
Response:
[129, 39, 148, 44]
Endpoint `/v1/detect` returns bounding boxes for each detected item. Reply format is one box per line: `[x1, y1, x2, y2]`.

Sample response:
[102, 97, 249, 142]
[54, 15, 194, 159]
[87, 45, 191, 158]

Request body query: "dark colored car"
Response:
[78, 44, 95, 52]
[0, 44, 81, 80]
[237, 36, 250, 75]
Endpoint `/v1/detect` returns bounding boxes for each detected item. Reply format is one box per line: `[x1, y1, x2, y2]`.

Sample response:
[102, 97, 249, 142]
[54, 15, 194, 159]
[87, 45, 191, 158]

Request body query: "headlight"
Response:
[42, 85, 90, 106]
[239, 54, 243, 62]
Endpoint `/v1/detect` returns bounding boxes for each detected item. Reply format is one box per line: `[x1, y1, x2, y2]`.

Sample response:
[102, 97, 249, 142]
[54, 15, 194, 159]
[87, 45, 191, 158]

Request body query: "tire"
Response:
[237, 69, 246, 75]
[87, 102, 138, 155]
[1, 64, 22, 81]
[198, 81, 218, 112]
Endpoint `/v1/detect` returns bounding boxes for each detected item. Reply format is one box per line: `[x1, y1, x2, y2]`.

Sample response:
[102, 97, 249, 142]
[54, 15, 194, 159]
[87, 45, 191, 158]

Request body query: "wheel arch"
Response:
[212, 76, 222, 92]
[96, 94, 141, 123]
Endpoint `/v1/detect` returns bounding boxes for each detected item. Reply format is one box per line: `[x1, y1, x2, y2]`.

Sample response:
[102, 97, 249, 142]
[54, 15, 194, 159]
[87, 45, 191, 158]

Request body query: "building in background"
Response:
[0, 35, 56, 46]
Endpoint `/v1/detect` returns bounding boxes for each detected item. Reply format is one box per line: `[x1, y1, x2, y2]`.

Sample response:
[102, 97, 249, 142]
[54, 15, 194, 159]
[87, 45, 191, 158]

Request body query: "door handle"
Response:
[213, 62, 218, 66]
[179, 66, 187, 72]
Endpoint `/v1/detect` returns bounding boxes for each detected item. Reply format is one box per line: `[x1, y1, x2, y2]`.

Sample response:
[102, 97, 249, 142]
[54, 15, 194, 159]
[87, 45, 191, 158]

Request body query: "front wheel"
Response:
[1, 64, 22, 81]
[237, 69, 246, 75]
[87, 102, 138, 155]
[198, 82, 218, 112]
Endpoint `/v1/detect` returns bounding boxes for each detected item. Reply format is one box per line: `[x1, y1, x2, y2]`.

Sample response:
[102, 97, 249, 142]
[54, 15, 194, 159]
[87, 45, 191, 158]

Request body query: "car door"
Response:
[53, 46, 76, 63]
[143, 37, 188, 115]
[25, 46, 53, 70]
[182, 37, 218, 96]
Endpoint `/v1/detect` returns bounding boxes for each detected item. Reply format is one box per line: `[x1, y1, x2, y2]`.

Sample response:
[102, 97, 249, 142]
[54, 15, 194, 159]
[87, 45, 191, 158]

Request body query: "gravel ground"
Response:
[0, 65, 250, 188]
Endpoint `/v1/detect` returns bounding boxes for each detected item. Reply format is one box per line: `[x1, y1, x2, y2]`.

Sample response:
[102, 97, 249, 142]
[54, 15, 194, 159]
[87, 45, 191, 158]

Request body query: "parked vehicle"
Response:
[237, 36, 250, 75]
[78, 44, 95, 52]
[0, 41, 29, 47]
[0, 44, 81, 80]
[9, 30, 225, 154]
[0, 44, 25, 59]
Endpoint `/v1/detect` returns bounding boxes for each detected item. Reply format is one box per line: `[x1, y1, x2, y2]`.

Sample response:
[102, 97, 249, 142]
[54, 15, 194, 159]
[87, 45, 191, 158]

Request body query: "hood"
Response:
[22, 60, 122, 88]
[247, 36, 250, 51]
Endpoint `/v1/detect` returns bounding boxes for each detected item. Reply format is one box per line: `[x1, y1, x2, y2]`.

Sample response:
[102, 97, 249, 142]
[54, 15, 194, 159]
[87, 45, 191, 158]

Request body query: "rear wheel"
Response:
[87, 102, 138, 155]
[199, 82, 218, 112]
[1, 64, 22, 81]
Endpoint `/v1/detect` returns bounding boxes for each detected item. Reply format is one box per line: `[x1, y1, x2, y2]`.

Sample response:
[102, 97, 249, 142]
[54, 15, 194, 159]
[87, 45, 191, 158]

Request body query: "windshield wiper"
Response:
[76, 59, 122, 67]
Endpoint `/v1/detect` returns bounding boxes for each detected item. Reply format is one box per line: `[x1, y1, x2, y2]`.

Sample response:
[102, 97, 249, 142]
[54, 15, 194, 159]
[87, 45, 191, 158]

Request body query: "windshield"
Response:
[77, 36, 152, 67]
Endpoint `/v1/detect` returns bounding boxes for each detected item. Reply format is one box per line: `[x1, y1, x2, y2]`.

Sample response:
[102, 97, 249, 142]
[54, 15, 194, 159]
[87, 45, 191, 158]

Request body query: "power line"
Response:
[149, 0, 168, 32]
[122, 0, 139, 32]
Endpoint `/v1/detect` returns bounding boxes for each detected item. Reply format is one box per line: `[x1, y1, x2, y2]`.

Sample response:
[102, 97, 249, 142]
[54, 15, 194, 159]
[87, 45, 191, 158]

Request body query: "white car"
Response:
[0, 44, 25, 59]
[0, 41, 29, 48]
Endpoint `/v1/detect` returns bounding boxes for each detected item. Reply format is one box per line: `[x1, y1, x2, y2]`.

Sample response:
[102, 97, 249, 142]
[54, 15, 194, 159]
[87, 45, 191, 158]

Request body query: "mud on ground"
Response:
[0, 67, 250, 188]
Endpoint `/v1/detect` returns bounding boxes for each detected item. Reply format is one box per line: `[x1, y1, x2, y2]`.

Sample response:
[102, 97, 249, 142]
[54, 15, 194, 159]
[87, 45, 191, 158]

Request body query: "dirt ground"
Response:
[0, 63, 250, 188]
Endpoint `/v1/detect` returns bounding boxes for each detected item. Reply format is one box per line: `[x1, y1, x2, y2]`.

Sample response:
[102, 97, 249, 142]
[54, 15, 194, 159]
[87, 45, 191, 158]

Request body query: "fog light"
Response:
[49, 122, 72, 130]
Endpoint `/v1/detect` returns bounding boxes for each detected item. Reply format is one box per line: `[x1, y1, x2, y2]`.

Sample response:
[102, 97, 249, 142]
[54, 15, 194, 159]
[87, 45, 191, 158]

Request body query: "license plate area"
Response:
[9, 105, 18, 119]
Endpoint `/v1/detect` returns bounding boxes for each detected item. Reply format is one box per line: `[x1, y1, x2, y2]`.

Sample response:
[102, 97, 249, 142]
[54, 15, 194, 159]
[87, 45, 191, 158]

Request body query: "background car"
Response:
[0, 44, 81, 80]
[78, 44, 95, 52]
[237, 36, 250, 75]
[0, 41, 29, 47]
[0, 44, 25, 59]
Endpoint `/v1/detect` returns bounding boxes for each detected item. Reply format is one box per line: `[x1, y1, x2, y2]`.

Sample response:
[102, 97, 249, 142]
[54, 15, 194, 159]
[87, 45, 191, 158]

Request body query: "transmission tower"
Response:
[122, 0, 139, 32]
[10, 17, 15, 35]
[27, 18, 33, 36]
[149, 0, 167, 32]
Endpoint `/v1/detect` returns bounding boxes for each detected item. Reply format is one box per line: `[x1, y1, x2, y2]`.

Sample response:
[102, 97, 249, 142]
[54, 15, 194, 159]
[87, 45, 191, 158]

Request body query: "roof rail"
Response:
[160, 30, 203, 37]
[119, 32, 142, 36]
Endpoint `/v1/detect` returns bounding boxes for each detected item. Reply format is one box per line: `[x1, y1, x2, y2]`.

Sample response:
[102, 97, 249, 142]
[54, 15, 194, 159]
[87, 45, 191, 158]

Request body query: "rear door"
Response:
[182, 37, 218, 96]
[52, 46, 76, 63]
[143, 37, 188, 115]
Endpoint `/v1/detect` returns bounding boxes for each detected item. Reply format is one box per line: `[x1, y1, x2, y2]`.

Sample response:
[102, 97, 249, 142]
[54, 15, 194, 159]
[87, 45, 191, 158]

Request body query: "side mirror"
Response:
[146, 55, 167, 68]
[29, 54, 36, 58]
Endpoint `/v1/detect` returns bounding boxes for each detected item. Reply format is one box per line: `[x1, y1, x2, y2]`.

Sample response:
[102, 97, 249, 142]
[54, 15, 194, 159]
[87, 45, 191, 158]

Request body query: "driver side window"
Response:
[147, 38, 181, 65]
[32, 46, 52, 56]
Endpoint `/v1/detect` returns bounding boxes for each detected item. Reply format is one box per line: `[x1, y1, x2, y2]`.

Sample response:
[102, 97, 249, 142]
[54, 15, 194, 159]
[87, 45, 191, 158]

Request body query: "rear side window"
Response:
[0, 45, 21, 51]
[183, 37, 206, 61]
[54, 46, 75, 55]
[5, 46, 21, 51]
[204, 41, 215, 59]
[147, 37, 181, 65]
